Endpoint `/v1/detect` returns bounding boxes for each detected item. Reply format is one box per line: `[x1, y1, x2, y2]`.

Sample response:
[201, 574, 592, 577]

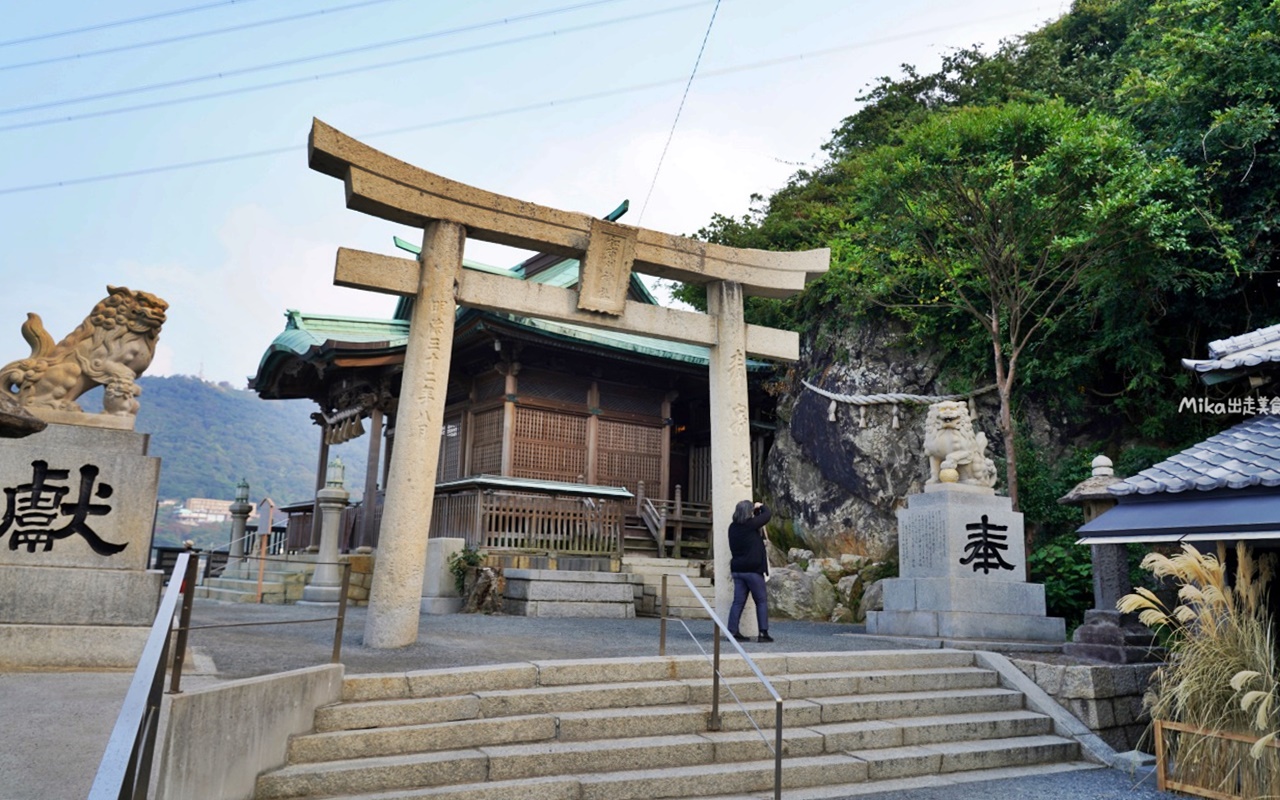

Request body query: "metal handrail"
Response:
[659, 573, 783, 800]
[167, 558, 352, 693]
[89, 552, 196, 800]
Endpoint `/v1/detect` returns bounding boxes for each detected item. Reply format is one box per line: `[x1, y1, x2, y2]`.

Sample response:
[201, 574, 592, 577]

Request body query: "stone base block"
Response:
[882, 577, 1048, 616]
[502, 570, 640, 618]
[0, 423, 160, 572]
[0, 565, 162, 625]
[298, 584, 343, 605]
[421, 596, 463, 615]
[866, 609, 1064, 642]
[1062, 642, 1165, 664]
[1064, 609, 1163, 664]
[503, 599, 635, 618]
[0, 623, 151, 669]
[505, 579, 635, 603]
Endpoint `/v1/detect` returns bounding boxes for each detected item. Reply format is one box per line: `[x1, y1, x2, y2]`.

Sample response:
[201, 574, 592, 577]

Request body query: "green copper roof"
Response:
[496, 312, 711, 365]
[249, 310, 410, 390]
[272, 310, 409, 349]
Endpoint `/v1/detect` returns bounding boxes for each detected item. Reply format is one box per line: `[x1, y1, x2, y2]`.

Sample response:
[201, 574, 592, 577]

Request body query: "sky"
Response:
[0, 0, 1068, 387]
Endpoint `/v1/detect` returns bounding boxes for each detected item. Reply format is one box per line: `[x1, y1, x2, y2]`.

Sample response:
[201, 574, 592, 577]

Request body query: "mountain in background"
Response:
[81, 375, 369, 505]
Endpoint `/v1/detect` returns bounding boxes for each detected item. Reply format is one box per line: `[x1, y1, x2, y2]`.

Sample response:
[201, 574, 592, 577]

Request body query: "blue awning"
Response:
[1076, 490, 1280, 545]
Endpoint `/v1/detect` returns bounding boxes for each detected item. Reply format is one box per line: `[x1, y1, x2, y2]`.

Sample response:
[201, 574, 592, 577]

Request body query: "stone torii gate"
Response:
[308, 119, 828, 648]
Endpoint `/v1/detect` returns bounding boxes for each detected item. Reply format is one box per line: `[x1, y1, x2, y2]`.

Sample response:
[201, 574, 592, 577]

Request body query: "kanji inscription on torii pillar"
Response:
[307, 119, 829, 648]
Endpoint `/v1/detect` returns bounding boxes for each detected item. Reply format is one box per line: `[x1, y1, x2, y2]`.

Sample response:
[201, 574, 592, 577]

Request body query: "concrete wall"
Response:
[155, 664, 343, 800]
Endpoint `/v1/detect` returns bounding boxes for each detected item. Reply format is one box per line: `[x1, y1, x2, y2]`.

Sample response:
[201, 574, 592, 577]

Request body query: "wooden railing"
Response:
[431, 490, 623, 556]
[635, 483, 713, 558]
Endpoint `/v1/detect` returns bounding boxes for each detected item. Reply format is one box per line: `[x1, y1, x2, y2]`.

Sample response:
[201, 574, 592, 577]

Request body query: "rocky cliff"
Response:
[763, 320, 1005, 561]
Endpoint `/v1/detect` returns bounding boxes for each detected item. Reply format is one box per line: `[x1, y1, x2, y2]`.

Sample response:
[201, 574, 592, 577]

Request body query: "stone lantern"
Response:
[1059, 456, 1161, 663]
[229, 478, 252, 561]
[301, 458, 349, 605]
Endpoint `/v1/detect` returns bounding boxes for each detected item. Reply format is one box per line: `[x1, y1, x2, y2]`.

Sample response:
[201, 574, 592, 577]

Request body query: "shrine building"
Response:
[249, 217, 779, 571]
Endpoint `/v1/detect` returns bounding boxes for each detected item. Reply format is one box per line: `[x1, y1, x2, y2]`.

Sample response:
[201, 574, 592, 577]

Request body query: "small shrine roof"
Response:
[433, 474, 634, 498]
[1108, 414, 1280, 496]
[1182, 322, 1280, 384]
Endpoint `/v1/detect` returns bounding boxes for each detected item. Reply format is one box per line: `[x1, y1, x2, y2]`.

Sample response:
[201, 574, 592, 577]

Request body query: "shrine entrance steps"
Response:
[621, 513, 713, 560]
[623, 556, 714, 619]
[251, 650, 1093, 800]
[621, 514, 661, 557]
[196, 559, 315, 604]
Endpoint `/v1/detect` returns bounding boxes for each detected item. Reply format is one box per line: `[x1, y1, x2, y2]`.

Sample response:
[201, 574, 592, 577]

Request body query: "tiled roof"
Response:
[1109, 414, 1280, 496]
[1182, 322, 1280, 375]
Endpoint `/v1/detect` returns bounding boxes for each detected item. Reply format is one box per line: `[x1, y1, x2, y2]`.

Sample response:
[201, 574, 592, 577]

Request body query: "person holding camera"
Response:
[727, 499, 773, 643]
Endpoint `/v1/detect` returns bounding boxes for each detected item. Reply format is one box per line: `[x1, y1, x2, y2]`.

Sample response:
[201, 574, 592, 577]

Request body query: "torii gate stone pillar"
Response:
[307, 119, 828, 648]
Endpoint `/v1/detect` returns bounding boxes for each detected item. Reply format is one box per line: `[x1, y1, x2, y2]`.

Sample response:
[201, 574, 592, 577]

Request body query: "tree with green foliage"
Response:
[1117, 0, 1279, 275]
[829, 100, 1202, 511]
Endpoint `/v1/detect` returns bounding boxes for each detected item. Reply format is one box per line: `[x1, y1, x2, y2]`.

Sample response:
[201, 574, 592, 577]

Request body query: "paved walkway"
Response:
[1, 600, 1177, 800]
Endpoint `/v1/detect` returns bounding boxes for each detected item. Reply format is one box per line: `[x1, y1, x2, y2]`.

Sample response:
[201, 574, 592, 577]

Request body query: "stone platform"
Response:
[502, 568, 642, 618]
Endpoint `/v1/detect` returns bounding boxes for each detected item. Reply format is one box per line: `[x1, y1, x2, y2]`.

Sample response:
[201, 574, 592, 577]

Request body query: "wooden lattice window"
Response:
[469, 408, 504, 476]
[518, 370, 590, 406]
[473, 374, 505, 402]
[598, 382, 662, 417]
[688, 444, 711, 504]
[512, 407, 588, 483]
[596, 419, 662, 495]
[436, 413, 463, 481]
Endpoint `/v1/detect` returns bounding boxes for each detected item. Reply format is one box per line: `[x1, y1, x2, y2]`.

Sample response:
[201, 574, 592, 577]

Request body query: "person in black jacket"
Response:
[727, 499, 773, 643]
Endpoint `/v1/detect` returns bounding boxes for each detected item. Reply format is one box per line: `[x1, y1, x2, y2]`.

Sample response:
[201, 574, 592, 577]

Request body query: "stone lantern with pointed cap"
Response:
[301, 458, 349, 605]
[1059, 455, 1161, 663]
[229, 478, 252, 562]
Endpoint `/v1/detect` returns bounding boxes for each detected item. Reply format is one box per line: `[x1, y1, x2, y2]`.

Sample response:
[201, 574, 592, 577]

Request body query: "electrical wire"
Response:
[0, 1, 707, 134]
[0, 0, 635, 117]
[0, 0, 265, 49]
[1, 0, 406, 73]
[0, 10, 1052, 196]
[637, 0, 721, 224]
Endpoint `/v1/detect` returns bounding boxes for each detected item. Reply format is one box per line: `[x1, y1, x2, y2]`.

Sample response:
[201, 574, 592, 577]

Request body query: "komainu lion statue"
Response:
[923, 400, 997, 488]
[1, 286, 168, 417]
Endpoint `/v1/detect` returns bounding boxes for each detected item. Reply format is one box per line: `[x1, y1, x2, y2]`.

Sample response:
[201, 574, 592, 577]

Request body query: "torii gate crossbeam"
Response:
[307, 119, 828, 648]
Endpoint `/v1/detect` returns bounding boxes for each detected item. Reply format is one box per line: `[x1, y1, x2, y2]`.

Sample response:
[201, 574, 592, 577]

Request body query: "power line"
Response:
[0, 0, 265, 49]
[1, 0, 406, 73]
[0, 11, 1051, 196]
[0, 2, 706, 134]
[637, 0, 721, 224]
[0, 0, 635, 117]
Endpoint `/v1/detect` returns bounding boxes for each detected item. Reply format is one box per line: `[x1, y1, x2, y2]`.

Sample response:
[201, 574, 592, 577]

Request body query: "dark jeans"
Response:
[729, 571, 768, 634]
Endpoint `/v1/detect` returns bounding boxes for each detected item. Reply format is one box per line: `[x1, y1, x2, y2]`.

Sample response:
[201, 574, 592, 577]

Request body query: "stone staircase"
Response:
[196, 559, 315, 604]
[623, 555, 714, 619]
[252, 650, 1093, 800]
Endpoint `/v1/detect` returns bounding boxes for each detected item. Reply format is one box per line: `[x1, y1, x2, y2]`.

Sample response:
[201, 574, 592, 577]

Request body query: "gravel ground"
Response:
[183, 599, 914, 678]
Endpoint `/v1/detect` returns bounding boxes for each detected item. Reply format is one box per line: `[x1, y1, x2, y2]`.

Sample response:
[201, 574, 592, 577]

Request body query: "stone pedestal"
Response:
[502, 569, 640, 618]
[301, 485, 349, 605]
[0, 422, 163, 668]
[421, 537, 464, 615]
[866, 484, 1064, 643]
[1064, 609, 1163, 664]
